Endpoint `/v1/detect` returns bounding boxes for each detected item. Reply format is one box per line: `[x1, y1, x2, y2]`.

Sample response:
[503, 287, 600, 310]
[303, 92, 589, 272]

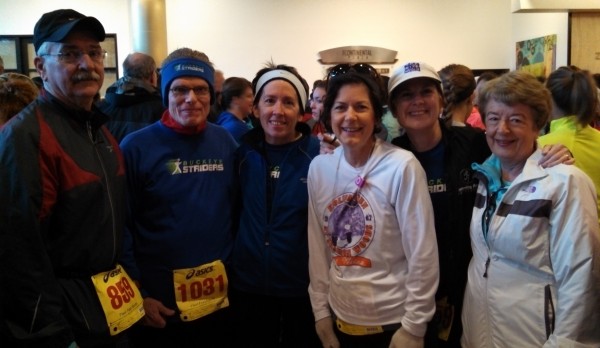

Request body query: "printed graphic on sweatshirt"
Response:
[323, 192, 374, 268]
[166, 158, 225, 175]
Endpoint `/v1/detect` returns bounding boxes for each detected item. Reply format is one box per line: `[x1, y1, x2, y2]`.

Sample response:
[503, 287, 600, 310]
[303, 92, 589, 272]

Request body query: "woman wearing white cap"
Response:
[387, 62, 574, 347]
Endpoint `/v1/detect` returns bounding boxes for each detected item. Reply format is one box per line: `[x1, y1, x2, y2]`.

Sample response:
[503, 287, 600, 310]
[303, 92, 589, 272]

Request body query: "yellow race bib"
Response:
[173, 260, 229, 322]
[91, 264, 145, 336]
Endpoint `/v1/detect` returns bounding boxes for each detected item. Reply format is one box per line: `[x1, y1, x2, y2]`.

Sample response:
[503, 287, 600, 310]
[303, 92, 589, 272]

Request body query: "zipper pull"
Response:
[483, 257, 490, 278]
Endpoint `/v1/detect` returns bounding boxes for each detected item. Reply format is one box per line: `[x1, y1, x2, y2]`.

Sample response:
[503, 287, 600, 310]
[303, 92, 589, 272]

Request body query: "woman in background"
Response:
[215, 76, 254, 142]
[538, 65, 600, 226]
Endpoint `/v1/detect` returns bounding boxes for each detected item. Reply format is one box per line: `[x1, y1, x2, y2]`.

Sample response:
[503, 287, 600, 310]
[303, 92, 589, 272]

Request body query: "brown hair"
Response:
[0, 73, 39, 125]
[545, 66, 598, 127]
[478, 70, 550, 131]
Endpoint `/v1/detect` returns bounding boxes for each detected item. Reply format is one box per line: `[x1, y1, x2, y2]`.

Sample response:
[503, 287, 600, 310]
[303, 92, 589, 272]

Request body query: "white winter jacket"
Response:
[461, 150, 600, 348]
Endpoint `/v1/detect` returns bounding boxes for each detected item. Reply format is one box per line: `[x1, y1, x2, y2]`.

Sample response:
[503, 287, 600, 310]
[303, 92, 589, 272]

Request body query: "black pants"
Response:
[229, 288, 321, 348]
[128, 306, 234, 347]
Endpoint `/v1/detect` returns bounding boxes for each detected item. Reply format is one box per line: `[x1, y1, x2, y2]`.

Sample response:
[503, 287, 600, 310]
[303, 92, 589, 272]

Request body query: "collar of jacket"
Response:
[241, 121, 311, 152]
[41, 89, 108, 130]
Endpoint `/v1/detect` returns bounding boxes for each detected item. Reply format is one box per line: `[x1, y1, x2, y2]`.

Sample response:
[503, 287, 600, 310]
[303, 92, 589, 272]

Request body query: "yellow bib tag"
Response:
[336, 318, 384, 336]
[91, 264, 145, 336]
[436, 296, 454, 341]
[173, 260, 229, 322]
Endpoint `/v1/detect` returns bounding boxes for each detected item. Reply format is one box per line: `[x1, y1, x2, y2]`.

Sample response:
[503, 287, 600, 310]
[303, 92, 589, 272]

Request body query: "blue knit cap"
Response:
[160, 58, 215, 106]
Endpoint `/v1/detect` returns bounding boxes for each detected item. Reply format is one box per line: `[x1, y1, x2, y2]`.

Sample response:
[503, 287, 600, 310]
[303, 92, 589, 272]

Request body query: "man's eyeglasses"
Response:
[40, 49, 107, 64]
[327, 63, 379, 81]
[169, 86, 210, 98]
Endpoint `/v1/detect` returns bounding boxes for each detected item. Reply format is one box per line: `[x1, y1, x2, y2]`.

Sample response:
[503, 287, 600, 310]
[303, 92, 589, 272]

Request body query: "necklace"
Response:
[335, 139, 377, 193]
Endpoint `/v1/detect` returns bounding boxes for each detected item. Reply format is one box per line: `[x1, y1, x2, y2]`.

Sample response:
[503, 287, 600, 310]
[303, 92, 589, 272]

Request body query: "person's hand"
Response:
[141, 297, 176, 328]
[538, 143, 574, 168]
[318, 133, 339, 155]
[315, 317, 339, 348]
[389, 327, 423, 348]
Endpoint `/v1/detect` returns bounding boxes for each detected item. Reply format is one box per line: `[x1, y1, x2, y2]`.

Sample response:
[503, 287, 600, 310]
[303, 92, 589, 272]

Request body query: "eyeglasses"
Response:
[169, 86, 210, 98]
[40, 48, 107, 64]
[327, 63, 379, 81]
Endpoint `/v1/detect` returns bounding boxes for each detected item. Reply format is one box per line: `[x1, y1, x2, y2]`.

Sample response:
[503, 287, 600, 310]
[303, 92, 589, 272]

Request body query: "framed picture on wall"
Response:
[0, 37, 19, 71]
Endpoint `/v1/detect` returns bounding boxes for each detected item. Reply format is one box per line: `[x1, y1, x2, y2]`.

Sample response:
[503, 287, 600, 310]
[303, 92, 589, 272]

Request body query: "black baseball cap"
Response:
[33, 9, 105, 52]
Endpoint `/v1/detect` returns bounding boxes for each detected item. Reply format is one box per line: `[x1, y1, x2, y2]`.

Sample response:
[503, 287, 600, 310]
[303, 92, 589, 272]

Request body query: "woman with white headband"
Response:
[229, 63, 321, 347]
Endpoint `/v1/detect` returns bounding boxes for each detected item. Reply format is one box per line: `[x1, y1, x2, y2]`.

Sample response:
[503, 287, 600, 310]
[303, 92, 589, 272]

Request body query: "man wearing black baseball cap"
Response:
[0, 9, 142, 347]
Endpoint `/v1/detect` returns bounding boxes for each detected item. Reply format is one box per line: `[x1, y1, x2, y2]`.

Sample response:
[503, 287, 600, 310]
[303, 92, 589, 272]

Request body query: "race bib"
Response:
[173, 260, 229, 322]
[91, 264, 145, 336]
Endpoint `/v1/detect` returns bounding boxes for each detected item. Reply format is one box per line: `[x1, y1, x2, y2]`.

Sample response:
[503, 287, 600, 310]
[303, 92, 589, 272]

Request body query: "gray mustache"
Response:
[72, 71, 100, 82]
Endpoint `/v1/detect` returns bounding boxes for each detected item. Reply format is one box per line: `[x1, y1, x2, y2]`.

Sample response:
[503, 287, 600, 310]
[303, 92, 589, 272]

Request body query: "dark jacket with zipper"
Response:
[231, 123, 319, 297]
[0, 91, 126, 347]
[392, 121, 490, 346]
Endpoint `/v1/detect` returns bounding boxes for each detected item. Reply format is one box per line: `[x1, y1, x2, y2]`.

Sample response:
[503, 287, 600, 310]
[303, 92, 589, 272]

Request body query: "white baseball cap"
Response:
[388, 61, 441, 95]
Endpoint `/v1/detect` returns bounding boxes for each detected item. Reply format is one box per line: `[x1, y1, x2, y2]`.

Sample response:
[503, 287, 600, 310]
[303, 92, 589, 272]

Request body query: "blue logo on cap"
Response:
[404, 62, 421, 73]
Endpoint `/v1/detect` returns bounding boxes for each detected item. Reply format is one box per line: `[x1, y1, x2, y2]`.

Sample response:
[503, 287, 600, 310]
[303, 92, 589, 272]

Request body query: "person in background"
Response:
[98, 52, 164, 142]
[538, 65, 600, 226]
[461, 70, 600, 348]
[208, 68, 225, 122]
[309, 79, 328, 135]
[387, 61, 574, 348]
[438, 64, 476, 127]
[215, 76, 254, 142]
[0, 9, 141, 347]
[380, 74, 403, 141]
[467, 71, 498, 130]
[0, 72, 39, 125]
[119, 47, 238, 347]
[308, 63, 439, 348]
[230, 64, 321, 348]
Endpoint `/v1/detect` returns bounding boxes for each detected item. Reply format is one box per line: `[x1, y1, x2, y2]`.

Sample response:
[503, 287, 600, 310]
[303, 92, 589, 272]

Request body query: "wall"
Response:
[0, 0, 569, 85]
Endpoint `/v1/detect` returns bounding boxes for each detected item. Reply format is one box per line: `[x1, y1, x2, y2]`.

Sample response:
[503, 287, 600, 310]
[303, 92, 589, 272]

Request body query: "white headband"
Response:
[254, 69, 308, 108]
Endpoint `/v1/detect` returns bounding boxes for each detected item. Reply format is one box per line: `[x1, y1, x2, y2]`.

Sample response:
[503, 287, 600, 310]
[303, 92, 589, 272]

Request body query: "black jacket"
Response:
[98, 76, 164, 142]
[0, 91, 126, 347]
[392, 122, 490, 346]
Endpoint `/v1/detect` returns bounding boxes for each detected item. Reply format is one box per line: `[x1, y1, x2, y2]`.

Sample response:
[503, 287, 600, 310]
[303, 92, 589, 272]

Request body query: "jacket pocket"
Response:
[544, 284, 555, 339]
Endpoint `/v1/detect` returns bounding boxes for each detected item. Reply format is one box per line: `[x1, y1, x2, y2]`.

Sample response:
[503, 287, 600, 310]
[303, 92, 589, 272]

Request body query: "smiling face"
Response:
[254, 79, 301, 145]
[168, 77, 211, 127]
[391, 77, 443, 134]
[35, 32, 104, 110]
[484, 99, 539, 168]
[330, 83, 376, 153]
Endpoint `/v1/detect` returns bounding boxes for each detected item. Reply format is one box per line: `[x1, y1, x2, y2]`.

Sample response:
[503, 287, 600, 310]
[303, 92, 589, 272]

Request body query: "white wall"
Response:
[0, 0, 569, 85]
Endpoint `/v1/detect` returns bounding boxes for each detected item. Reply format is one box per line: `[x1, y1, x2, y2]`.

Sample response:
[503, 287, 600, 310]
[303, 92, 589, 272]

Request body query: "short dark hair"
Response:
[221, 77, 252, 110]
[322, 72, 384, 134]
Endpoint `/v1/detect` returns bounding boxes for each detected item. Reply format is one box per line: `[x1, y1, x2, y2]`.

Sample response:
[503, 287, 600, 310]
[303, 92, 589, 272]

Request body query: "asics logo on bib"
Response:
[103, 267, 123, 283]
[186, 266, 214, 279]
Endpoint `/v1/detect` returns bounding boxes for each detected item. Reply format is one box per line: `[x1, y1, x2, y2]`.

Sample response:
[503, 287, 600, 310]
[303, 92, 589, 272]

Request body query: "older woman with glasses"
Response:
[461, 70, 600, 348]
[307, 64, 439, 348]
